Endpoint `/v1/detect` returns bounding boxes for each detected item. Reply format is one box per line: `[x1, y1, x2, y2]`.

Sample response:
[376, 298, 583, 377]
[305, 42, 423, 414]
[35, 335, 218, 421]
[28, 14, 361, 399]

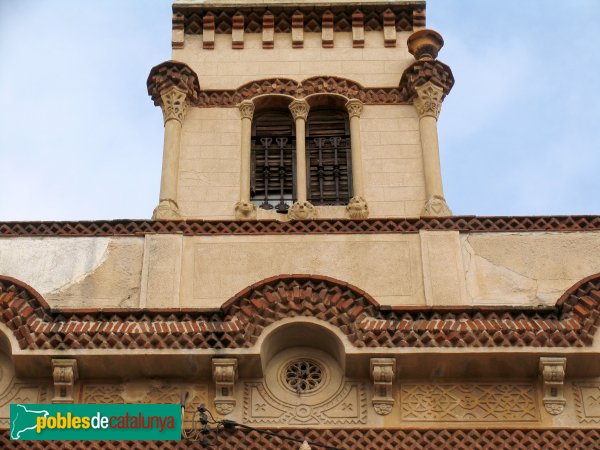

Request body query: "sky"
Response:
[0, 0, 599, 221]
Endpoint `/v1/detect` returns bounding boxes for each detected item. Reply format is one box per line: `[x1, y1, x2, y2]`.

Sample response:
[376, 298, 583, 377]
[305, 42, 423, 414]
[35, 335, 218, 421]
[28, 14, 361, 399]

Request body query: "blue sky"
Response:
[0, 0, 598, 220]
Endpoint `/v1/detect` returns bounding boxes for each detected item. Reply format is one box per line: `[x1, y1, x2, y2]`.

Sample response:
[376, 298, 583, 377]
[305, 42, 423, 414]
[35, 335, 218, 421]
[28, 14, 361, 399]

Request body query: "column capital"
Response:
[238, 100, 255, 120]
[289, 99, 310, 121]
[414, 82, 444, 119]
[160, 86, 188, 124]
[147, 60, 200, 124]
[345, 98, 363, 118]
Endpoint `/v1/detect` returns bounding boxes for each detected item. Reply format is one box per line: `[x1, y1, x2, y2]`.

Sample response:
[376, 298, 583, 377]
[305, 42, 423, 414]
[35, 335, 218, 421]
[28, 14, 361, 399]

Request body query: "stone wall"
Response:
[2, 230, 600, 309]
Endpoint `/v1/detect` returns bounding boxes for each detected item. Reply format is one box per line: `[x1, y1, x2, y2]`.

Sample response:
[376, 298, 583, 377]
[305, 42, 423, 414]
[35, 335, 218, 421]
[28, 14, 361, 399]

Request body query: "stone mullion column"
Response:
[414, 82, 451, 216]
[345, 99, 369, 219]
[235, 101, 257, 220]
[288, 99, 316, 220]
[154, 87, 188, 219]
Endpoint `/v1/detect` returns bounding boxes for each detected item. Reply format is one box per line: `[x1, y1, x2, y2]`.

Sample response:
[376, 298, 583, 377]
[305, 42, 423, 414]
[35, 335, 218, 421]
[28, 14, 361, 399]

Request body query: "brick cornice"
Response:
[172, 3, 426, 35]
[0, 216, 599, 237]
[0, 273, 599, 351]
[0, 428, 598, 449]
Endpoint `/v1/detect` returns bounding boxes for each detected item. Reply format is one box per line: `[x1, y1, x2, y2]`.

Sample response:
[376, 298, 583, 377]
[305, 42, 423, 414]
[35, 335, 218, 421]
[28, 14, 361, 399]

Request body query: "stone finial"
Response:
[52, 359, 78, 403]
[147, 60, 201, 108]
[212, 358, 238, 415]
[539, 357, 567, 415]
[407, 29, 444, 61]
[370, 358, 395, 415]
[299, 441, 312, 450]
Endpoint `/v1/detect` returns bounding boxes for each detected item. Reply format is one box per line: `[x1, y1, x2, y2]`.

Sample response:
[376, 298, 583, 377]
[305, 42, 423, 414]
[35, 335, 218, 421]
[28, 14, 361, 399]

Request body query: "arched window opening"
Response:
[251, 111, 296, 213]
[306, 109, 353, 206]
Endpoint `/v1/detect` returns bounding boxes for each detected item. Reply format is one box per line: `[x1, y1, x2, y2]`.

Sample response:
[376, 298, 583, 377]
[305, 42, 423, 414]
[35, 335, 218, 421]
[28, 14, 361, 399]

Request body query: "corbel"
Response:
[52, 359, 78, 403]
[172, 12, 185, 49]
[212, 358, 238, 415]
[292, 11, 304, 48]
[539, 357, 567, 415]
[322, 10, 334, 48]
[262, 11, 274, 49]
[203, 13, 215, 49]
[370, 358, 395, 415]
[352, 10, 364, 48]
[232, 12, 245, 49]
[383, 9, 396, 48]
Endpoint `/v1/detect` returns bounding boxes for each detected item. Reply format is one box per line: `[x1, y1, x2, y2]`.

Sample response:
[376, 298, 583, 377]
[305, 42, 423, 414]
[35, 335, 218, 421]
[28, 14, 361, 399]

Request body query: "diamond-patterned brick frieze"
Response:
[175, 4, 423, 35]
[1, 216, 599, 237]
[1, 273, 600, 351]
[0, 428, 599, 449]
[399, 58, 455, 100]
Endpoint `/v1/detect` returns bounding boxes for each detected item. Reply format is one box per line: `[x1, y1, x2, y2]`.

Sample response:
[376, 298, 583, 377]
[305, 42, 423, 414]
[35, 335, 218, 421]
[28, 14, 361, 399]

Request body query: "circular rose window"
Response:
[283, 359, 324, 394]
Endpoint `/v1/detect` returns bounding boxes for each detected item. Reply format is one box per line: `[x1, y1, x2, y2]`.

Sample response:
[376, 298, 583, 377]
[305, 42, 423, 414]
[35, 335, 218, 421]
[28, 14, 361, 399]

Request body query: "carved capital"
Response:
[152, 199, 181, 220]
[160, 86, 188, 124]
[414, 82, 444, 119]
[540, 357, 567, 415]
[289, 99, 310, 121]
[422, 195, 452, 216]
[288, 201, 317, 220]
[370, 358, 395, 415]
[238, 100, 255, 120]
[346, 196, 369, 219]
[235, 201, 257, 220]
[52, 359, 78, 404]
[213, 358, 238, 415]
[345, 99, 363, 119]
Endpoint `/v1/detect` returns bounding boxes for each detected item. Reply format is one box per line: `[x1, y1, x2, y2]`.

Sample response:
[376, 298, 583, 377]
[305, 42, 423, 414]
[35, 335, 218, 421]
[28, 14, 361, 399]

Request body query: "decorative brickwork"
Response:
[146, 60, 201, 107]
[0, 273, 599, 351]
[0, 428, 598, 449]
[1, 216, 599, 238]
[174, 5, 424, 35]
[399, 59, 455, 101]
[196, 76, 408, 107]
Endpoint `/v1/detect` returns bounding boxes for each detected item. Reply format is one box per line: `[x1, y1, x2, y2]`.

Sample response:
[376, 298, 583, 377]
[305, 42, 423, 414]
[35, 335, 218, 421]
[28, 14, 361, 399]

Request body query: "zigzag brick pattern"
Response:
[0, 273, 599, 351]
[1, 216, 599, 237]
[0, 428, 599, 449]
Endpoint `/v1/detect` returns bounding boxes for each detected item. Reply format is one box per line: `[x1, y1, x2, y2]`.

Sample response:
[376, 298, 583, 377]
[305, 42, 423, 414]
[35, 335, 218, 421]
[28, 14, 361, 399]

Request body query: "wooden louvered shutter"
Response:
[306, 110, 353, 205]
[251, 111, 296, 213]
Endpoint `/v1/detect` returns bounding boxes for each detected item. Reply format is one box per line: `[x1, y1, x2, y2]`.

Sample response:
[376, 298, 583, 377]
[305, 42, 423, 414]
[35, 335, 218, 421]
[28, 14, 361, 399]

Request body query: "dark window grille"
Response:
[306, 110, 353, 205]
[251, 111, 296, 213]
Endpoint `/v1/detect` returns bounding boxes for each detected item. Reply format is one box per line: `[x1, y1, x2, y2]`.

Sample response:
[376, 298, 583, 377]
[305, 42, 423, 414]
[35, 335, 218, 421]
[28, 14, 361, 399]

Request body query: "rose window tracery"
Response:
[283, 360, 323, 394]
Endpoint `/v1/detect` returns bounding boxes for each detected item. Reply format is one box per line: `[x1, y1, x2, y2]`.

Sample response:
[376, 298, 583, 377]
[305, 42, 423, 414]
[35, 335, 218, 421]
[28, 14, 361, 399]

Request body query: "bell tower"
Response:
[147, 0, 454, 221]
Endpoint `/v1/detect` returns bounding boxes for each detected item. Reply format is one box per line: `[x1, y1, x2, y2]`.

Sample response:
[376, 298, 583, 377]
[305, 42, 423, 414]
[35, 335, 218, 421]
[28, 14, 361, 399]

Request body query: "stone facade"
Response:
[0, 1, 599, 449]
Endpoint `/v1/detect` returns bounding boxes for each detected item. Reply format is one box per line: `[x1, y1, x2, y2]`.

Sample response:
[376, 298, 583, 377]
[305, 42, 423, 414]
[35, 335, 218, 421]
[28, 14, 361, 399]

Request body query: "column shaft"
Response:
[288, 100, 315, 219]
[419, 115, 444, 199]
[235, 101, 257, 220]
[345, 99, 369, 219]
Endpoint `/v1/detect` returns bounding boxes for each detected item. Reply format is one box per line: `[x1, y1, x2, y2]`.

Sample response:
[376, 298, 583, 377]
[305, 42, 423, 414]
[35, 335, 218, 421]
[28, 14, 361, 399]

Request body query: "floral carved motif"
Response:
[160, 87, 188, 124]
[413, 82, 444, 119]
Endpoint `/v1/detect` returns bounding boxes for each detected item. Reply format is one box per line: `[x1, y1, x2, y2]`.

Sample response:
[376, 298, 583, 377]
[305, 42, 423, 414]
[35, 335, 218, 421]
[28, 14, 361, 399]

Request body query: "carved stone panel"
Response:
[573, 383, 600, 423]
[244, 381, 366, 426]
[80, 381, 208, 427]
[244, 348, 367, 427]
[0, 352, 48, 428]
[400, 383, 539, 422]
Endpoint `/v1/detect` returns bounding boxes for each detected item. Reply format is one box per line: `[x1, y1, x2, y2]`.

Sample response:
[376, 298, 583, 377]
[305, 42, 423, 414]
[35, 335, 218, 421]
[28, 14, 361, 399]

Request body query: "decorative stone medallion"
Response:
[574, 383, 600, 423]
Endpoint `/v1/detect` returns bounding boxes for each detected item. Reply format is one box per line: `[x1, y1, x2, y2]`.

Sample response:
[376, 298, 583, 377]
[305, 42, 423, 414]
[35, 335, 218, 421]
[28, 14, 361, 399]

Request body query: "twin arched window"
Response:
[251, 109, 352, 213]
